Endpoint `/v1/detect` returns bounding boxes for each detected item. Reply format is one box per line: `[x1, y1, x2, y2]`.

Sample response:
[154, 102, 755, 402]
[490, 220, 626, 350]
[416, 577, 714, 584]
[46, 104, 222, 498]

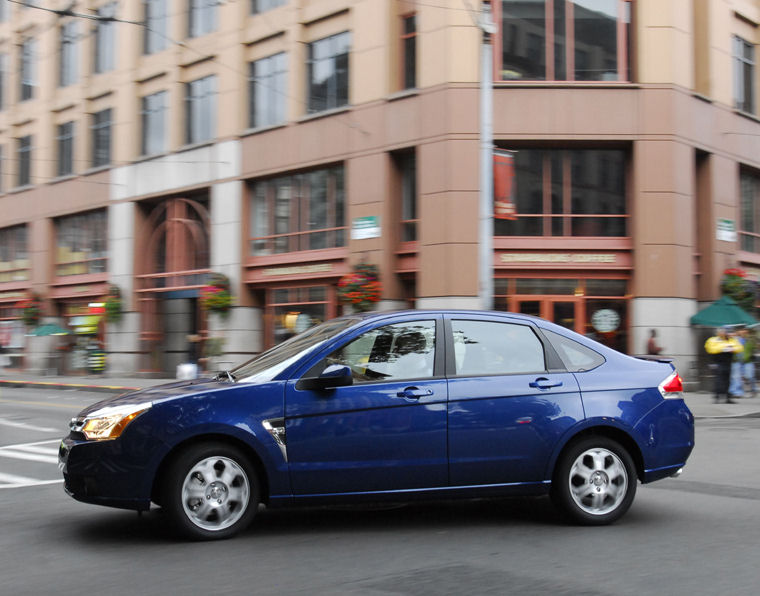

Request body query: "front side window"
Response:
[17, 135, 32, 187]
[91, 108, 112, 168]
[734, 35, 755, 114]
[740, 170, 760, 253]
[495, 148, 627, 237]
[307, 31, 350, 113]
[452, 319, 546, 376]
[324, 321, 436, 383]
[249, 52, 288, 128]
[189, 0, 218, 38]
[0, 225, 29, 283]
[19, 37, 36, 101]
[249, 165, 345, 255]
[500, 0, 630, 82]
[185, 75, 217, 144]
[144, 0, 168, 55]
[57, 122, 75, 177]
[59, 21, 78, 87]
[141, 91, 167, 156]
[94, 3, 117, 73]
[251, 0, 286, 15]
[55, 210, 108, 276]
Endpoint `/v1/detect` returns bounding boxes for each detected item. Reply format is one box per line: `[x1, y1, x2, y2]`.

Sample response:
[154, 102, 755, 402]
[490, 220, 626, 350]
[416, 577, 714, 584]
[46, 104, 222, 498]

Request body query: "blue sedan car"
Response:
[59, 310, 694, 540]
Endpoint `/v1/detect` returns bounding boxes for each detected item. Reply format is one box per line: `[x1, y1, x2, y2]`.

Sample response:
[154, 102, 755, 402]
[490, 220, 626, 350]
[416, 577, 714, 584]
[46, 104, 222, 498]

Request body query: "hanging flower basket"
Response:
[337, 264, 382, 312]
[105, 284, 123, 323]
[201, 273, 233, 318]
[17, 293, 42, 327]
[721, 267, 758, 315]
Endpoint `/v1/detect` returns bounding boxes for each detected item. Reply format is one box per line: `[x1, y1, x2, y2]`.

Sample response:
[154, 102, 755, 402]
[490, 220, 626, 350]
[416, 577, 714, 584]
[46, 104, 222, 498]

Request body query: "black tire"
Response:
[161, 442, 259, 540]
[550, 436, 637, 526]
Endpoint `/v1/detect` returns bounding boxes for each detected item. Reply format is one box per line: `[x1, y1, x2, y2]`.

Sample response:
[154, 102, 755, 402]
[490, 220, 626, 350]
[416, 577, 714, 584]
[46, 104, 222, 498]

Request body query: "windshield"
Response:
[229, 317, 359, 383]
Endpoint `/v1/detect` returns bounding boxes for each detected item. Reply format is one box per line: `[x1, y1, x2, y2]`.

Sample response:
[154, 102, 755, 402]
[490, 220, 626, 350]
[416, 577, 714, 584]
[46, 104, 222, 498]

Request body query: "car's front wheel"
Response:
[551, 436, 636, 525]
[162, 442, 259, 540]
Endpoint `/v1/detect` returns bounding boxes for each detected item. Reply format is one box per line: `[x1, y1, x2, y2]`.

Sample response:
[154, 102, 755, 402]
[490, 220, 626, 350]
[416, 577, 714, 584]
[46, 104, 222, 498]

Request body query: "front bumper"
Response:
[59, 435, 156, 511]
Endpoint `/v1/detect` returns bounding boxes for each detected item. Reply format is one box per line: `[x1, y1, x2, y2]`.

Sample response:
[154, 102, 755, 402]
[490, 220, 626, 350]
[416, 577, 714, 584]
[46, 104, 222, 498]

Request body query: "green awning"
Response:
[689, 295, 758, 327]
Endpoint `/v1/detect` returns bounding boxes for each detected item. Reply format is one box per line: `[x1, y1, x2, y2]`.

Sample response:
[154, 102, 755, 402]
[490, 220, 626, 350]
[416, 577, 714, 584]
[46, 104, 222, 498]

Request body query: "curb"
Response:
[0, 379, 139, 394]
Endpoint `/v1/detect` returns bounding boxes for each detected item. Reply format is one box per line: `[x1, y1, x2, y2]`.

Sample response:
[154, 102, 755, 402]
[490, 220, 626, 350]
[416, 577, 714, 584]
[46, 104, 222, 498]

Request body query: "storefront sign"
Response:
[716, 218, 737, 242]
[500, 253, 617, 264]
[591, 308, 621, 332]
[351, 216, 381, 240]
[261, 263, 333, 277]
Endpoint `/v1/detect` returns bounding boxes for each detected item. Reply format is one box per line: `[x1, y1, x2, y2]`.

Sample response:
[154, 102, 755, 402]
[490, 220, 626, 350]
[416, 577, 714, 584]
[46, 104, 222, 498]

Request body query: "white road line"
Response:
[0, 418, 59, 433]
[0, 479, 62, 489]
[1, 439, 62, 449]
[0, 450, 59, 464]
[2, 444, 59, 456]
[0, 471, 39, 484]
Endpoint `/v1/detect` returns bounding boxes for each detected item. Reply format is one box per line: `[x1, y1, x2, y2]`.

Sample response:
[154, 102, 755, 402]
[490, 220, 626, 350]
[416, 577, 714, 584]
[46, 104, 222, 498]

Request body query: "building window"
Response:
[17, 136, 32, 187]
[56, 122, 75, 177]
[249, 53, 287, 128]
[141, 91, 167, 156]
[185, 75, 217, 144]
[740, 170, 760, 253]
[19, 38, 36, 101]
[59, 21, 78, 87]
[144, 0, 169, 55]
[307, 32, 350, 113]
[252, 0, 286, 14]
[189, 0, 217, 37]
[499, 0, 631, 82]
[55, 210, 108, 276]
[0, 145, 3, 193]
[401, 14, 416, 89]
[734, 35, 755, 114]
[394, 151, 417, 242]
[91, 109, 112, 168]
[249, 165, 345, 255]
[94, 3, 117, 74]
[494, 148, 628, 237]
[0, 53, 6, 111]
[0, 225, 29, 283]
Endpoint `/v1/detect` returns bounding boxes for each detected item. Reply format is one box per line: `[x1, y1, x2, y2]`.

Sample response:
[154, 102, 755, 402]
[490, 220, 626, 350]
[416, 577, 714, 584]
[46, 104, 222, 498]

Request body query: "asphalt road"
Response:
[1, 387, 759, 596]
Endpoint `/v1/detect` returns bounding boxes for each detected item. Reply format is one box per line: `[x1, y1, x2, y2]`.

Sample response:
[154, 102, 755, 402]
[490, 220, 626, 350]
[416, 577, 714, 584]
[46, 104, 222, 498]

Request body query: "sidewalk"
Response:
[3, 370, 760, 419]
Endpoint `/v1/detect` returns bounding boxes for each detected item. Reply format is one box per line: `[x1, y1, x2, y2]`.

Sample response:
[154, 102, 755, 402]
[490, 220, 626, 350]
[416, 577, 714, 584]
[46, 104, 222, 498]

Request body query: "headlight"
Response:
[79, 403, 151, 441]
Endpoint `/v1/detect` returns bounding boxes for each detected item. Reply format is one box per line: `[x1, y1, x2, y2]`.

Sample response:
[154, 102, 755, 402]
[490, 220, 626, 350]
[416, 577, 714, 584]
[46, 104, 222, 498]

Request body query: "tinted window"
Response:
[325, 321, 436, 383]
[543, 329, 605, 371]
[452, 320, 545, 375]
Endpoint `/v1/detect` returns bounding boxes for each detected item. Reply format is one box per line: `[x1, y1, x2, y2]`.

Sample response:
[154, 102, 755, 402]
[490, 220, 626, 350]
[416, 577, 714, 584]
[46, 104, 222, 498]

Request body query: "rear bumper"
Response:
[635, 399, 695, 484]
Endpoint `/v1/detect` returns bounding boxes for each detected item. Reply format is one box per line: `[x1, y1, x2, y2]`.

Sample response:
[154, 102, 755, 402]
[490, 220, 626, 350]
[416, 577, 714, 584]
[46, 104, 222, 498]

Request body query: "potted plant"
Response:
[105, 284, 123, 323]
[200, 273, 233, 318]
[337, 264, 382, 313]
[17, 293, 42, 327]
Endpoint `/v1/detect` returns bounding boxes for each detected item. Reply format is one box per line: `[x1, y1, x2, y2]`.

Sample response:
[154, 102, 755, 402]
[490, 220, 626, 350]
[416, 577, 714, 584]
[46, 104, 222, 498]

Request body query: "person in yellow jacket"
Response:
[705, 327, 743, 403]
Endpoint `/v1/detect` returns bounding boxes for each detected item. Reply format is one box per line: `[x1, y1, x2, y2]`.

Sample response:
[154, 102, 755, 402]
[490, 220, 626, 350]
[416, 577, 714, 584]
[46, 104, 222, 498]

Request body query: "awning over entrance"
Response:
[690, 296, 758, 327]
[71, 315, 101, 334]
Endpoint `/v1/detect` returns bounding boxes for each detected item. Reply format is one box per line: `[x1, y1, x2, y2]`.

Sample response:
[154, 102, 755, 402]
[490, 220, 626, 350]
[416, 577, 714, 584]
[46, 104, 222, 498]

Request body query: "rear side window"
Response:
[452, 320, 546, 376]
[543, 329, 605, 372]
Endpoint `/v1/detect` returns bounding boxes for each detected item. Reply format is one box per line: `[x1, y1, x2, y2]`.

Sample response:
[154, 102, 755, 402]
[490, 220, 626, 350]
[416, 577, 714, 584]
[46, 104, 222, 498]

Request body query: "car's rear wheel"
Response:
[162, 442, 259, 540]
[551, 436, 636, 525]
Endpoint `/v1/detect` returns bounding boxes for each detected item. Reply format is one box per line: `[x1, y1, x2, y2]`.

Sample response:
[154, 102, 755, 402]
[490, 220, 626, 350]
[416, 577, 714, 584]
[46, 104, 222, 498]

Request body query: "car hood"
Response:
[77, 378, 228, 417]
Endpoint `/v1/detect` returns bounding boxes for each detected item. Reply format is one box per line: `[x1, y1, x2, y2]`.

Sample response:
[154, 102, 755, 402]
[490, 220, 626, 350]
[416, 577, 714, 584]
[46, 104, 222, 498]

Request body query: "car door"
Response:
[284, 315, 447, 496]
[445, 314, 584, 487]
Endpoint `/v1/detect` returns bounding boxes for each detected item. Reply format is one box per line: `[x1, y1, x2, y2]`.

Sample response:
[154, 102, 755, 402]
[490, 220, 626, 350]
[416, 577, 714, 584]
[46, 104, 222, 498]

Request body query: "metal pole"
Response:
[478, 1, 495, 310]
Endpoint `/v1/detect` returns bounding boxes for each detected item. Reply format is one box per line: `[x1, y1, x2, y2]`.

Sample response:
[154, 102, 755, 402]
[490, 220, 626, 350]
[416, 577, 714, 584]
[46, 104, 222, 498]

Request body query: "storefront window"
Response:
[0, 225, 29, 282]
[55, 210, 108, 276]
[249, 166, 345, 256]
[494, 149, 628, 237]
[268, 286, 336, 345]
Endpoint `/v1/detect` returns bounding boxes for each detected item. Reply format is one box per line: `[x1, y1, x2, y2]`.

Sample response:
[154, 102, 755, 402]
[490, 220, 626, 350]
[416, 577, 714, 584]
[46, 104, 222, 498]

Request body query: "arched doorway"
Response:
[136, 197, 211, 373]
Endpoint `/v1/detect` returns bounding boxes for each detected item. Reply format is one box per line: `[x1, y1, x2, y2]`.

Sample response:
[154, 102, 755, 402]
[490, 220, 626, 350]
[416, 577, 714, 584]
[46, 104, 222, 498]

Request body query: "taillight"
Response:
[658, 372, 683, 398]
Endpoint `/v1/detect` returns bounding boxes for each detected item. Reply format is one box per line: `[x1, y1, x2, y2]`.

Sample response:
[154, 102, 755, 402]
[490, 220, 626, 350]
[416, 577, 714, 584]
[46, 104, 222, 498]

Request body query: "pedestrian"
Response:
[729, 327, 756, 398]
[646, 329, 663, 355]
[705, 326, 743, 403]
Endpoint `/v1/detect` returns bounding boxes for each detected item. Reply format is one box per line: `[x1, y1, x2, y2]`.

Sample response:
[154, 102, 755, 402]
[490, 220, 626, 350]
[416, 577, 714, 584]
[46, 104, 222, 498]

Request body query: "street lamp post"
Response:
[478, 1, 496, 310]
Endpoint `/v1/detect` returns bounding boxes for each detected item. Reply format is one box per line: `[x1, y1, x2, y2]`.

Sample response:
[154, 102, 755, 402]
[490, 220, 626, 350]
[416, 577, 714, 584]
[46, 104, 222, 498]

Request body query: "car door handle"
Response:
[529, 378, 563, 390]
[396, 387, 433, 399]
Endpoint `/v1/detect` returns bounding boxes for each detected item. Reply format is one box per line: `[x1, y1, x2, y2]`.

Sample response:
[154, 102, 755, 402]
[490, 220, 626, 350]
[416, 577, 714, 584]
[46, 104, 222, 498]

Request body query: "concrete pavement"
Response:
[2, 370, 760, 419]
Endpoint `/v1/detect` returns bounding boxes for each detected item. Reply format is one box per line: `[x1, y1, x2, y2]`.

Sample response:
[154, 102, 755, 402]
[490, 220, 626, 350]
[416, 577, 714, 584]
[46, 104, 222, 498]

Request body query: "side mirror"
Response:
[297, 364, 354, 391]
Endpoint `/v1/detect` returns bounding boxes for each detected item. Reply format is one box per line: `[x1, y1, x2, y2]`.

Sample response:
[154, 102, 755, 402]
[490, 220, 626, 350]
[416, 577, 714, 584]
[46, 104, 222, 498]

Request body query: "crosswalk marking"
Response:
[0, 450, 59, 464]
[0, 418, 59, 433]
[0, 439, 63, 488]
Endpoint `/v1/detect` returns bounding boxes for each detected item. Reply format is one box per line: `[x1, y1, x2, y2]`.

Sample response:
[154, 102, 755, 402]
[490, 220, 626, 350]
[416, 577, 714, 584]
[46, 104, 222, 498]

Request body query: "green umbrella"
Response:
[689, 295, 758, 327]
[26, 323, 70, 336]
